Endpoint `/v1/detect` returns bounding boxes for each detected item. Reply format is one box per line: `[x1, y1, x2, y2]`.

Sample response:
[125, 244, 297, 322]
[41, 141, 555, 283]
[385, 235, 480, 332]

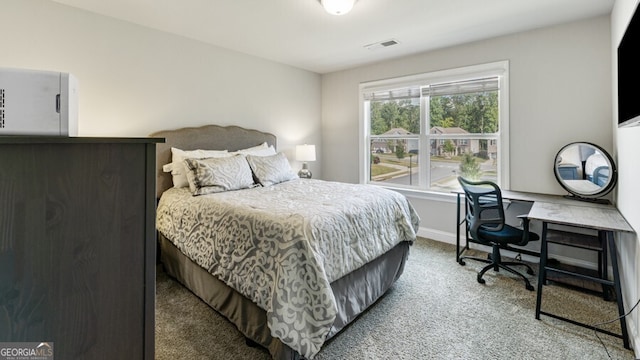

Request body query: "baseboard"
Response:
[417, 227, 456, 245]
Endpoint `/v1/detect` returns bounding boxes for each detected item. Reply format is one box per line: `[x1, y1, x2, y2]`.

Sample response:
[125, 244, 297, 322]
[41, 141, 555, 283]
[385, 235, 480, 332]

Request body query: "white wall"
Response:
[612, 0, 640, 355]
[0, 0, 322, 174]
[321, 16, 612, 242]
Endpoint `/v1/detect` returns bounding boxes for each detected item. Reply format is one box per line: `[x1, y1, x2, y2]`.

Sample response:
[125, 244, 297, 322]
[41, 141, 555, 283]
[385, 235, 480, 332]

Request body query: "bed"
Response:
[150, 125, 419, 359]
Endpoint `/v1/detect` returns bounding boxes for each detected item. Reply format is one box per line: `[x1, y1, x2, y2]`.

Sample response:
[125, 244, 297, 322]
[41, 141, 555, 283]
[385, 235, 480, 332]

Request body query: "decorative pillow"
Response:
[232, 142, 277, 157]
[246, 152, 298, 187]
[163, 147, 229, 188]
[183, 155, 255, 196]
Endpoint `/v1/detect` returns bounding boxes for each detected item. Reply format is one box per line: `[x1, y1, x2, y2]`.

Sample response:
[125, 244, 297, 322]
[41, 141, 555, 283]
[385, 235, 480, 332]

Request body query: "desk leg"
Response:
[456, 193, 462, 263]
[535, 221, 548, 320]
[607, 231, 630, 349]
[599, 230, 607, 280]
[455, 193, 470, 264]
[598, 230, 614, 301]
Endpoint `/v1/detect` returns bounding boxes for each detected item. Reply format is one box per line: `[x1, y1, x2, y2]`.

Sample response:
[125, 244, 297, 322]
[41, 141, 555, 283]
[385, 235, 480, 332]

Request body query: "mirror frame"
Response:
[553, 142, 617, 199]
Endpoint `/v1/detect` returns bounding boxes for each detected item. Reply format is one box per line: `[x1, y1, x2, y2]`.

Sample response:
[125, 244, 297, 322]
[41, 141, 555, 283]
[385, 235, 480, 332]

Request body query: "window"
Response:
[360, 61, 509, 193]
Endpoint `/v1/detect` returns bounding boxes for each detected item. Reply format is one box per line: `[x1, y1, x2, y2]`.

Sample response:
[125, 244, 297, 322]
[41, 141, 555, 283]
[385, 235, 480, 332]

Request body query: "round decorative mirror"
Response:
[553, 142, 617, 200]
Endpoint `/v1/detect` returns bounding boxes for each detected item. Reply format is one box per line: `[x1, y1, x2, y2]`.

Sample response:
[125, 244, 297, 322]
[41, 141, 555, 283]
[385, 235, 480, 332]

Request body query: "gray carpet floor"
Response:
[155, 237, 637, 359]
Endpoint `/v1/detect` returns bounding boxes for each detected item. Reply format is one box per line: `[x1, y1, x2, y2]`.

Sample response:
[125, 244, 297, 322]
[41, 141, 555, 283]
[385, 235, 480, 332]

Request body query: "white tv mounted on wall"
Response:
[0, 67, 78, 136]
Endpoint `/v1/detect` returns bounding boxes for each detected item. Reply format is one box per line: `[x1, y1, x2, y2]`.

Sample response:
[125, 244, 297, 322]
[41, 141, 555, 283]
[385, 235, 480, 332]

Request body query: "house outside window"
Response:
[360, 61, 509, 193]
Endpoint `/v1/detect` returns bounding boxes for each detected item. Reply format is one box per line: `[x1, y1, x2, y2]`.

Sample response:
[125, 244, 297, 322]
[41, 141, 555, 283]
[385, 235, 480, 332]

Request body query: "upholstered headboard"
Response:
[149, 124, 277, 198]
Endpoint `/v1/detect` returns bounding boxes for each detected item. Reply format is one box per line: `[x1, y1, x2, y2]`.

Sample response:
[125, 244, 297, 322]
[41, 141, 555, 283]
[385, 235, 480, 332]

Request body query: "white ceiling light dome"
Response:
[320, 0, 357, 16]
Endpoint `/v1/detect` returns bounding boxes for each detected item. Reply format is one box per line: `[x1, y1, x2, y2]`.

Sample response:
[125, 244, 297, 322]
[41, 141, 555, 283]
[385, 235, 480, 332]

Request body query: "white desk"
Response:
[455, 189, 633, 349]
[528, 200, 633, 349]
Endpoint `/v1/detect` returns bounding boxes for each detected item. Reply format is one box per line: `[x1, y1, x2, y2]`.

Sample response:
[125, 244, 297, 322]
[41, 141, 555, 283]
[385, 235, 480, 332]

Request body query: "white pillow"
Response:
[246, 152, 298, 187]
[163, 147, 229, 188]
[183, 155, 255, 196]
[240, 145, 276, 157]
[232, 142, 277, 156]
[236, 142, 267, 152]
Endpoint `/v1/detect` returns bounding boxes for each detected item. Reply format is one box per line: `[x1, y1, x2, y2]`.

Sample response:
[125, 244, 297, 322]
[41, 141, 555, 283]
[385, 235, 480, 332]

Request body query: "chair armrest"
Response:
[516, 214, 530, 226]
[515, 214, 533, 245]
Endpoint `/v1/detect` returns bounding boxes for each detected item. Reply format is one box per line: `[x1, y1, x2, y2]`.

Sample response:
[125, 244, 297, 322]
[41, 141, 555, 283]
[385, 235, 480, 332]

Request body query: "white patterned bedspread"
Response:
[156, 179, 419, 358]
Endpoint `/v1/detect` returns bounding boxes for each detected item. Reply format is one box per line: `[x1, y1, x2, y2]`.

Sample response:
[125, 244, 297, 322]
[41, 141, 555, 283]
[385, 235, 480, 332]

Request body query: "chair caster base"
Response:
[525, 284, 534, 291]
[459, 260, 466, 266]
[477, 276, 486, 284]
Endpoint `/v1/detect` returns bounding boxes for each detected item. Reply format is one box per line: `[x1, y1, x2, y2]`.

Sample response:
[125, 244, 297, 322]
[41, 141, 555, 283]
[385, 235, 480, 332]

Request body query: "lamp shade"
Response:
[296, 144, 316, 162]
[320, 0, 356, 15]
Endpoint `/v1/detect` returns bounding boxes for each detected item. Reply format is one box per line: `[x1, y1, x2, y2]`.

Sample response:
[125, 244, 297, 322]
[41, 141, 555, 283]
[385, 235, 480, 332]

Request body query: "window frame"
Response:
[359, 61, 510, 192]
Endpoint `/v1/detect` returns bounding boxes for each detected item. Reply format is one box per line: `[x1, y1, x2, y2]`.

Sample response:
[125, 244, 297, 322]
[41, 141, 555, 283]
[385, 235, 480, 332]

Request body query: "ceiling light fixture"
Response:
[319, 0, 357, 16]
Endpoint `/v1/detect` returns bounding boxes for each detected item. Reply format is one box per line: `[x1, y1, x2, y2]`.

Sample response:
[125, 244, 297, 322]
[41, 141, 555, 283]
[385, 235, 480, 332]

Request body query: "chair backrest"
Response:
[458, 177, 505, 242]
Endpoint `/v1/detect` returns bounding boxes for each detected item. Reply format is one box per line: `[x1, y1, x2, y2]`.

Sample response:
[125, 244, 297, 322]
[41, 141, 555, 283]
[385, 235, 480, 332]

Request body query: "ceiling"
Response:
[51, 0, 614, 74]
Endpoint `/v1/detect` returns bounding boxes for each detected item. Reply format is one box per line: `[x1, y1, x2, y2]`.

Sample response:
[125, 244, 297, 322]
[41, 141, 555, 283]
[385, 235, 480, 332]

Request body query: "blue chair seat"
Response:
[479, 224, 540, 245]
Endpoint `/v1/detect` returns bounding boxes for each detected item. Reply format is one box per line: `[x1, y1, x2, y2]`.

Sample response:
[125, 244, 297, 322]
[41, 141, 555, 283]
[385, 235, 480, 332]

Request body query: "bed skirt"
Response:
[158, 233, 410, 359]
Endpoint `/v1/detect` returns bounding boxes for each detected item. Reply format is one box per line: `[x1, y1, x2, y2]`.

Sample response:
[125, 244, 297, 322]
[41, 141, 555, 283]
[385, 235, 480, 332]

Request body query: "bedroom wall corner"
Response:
[612, 0, 640, 355]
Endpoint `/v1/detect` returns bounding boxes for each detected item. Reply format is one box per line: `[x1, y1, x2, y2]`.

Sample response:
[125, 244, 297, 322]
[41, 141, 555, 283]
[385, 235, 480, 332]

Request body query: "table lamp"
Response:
[296, 144, 316, 178]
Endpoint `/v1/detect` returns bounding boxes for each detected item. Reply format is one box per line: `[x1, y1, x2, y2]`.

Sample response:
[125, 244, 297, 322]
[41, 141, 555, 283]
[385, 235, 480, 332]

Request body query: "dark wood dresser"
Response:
[0, 136, 163, 359]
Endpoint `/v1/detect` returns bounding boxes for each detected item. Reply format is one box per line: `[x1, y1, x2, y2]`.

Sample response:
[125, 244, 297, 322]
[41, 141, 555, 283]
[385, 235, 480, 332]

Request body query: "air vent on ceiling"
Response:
[365, 39, 400, 51]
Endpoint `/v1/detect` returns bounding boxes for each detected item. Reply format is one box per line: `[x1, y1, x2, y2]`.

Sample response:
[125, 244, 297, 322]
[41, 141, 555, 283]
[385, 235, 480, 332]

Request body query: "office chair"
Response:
[458, 176, 539, 291]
